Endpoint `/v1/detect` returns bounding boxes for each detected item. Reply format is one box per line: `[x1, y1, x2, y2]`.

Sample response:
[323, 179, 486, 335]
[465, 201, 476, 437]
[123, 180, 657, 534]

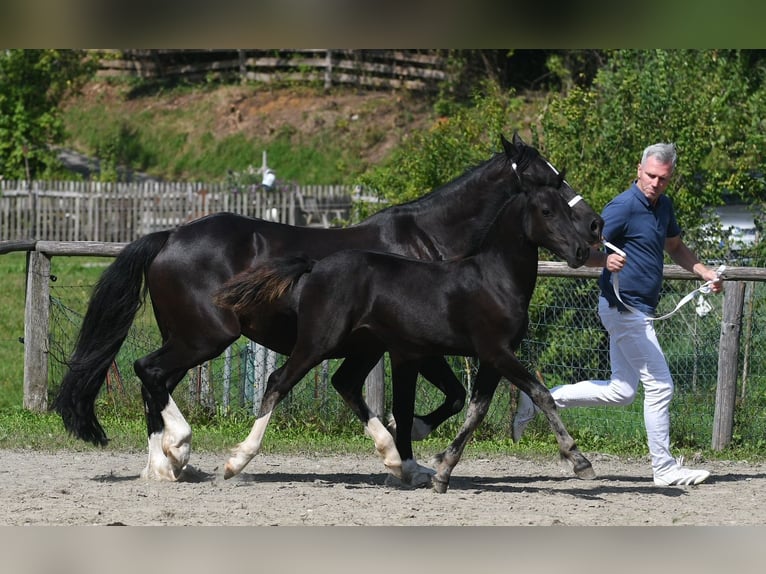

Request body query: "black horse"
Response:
[54, 132, 603, 482]
[215, 161, 598, 492]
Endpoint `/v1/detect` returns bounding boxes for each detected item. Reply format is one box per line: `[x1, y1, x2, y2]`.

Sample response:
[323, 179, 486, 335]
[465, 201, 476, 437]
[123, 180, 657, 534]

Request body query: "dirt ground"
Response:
[1, 448, 764, 526]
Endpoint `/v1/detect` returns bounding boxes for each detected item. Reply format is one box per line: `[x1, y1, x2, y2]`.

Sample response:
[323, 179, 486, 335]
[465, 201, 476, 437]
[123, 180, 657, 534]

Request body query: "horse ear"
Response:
[512, 131, 526, 147]
[501, 134, 516, 157]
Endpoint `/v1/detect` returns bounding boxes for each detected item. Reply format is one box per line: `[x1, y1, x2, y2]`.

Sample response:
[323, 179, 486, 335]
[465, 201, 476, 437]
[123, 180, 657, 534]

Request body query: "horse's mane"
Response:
[365, 149, 515, 218]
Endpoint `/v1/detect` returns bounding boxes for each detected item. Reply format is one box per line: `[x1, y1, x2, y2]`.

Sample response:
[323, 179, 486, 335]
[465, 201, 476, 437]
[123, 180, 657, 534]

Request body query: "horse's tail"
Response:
[213, 256, 315, 314]
[52, 231, 171, 446]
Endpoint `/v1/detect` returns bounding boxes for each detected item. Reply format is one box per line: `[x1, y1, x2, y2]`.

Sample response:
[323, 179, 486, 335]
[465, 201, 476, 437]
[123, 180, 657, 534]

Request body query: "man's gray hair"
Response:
[641, 143, 677, 171]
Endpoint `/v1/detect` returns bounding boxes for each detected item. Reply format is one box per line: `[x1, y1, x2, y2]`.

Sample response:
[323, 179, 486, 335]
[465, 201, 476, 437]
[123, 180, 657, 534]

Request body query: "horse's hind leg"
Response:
[139, 369, 191, 481]
[431, 365, 502, 493]
[407, 356, 466, 440]
[225, 356, 320, 479]
[329, 353, 404, 480]
[389, 358, 435, 488]
[135, 334, 237, 481]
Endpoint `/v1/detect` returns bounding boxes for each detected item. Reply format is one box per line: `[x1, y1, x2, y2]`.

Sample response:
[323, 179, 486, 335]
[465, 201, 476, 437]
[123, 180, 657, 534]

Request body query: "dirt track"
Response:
[1, 448, 764, 526]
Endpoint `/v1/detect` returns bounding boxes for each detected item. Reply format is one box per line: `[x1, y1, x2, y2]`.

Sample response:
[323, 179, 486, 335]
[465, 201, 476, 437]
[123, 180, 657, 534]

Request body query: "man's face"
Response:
[636, 156, 673, 205]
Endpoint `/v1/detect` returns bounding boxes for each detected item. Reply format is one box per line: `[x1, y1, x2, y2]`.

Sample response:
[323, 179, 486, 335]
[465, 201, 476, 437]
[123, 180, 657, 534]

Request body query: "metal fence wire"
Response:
[47, 274, 766, 451]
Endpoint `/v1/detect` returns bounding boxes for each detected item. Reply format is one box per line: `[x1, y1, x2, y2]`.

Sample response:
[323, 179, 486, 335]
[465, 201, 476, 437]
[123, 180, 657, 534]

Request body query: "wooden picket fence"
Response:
[0, 180, 355, 242]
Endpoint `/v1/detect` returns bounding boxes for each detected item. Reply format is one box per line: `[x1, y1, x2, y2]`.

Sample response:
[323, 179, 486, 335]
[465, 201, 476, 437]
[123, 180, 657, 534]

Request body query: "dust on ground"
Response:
[1, 449, 763, 526]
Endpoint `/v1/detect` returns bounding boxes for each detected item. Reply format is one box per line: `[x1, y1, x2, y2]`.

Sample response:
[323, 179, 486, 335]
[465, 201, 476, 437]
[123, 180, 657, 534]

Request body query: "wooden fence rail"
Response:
[4, 235, 764, 452]
[96, 49, 449, 91]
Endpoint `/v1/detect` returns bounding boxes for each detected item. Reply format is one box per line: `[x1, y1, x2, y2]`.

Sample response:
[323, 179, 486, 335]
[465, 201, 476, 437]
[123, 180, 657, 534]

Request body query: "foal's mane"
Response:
[455, 153, 569, 260]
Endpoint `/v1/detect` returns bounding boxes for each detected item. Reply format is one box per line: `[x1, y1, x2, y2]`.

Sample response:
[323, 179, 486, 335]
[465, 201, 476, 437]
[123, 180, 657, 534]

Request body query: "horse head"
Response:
[510, 178, 591, 268]
[501, 132, 603, 247]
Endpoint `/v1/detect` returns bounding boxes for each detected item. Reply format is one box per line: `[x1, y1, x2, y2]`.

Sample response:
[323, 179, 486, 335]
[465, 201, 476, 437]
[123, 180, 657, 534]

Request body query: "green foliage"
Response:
[541, 50, 766, 258]
[356, 80, 527, 217]
[0, 50, 96, 179]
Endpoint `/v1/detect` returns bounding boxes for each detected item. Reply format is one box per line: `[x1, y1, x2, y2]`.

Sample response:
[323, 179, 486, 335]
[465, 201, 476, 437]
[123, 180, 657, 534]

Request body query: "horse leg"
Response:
[409, 356, 466, 440]
[389, 357, 435, 487]
[225, 355, 321, 478]
[431, 365, 502, 493]
[223, 365, 284, 479]
[139, 369, 191, 481]
[134, 347, 201, 481]
[328, 353, 404, 480]
[498, 354, 595, 480]
[135, 333, 237, 481]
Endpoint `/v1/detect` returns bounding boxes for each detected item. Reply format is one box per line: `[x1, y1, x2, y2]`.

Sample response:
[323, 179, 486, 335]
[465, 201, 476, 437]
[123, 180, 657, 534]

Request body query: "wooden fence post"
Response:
[23, 249, 51, 411]
[365, 358, 386, 419]
[712, 280, 746, 450]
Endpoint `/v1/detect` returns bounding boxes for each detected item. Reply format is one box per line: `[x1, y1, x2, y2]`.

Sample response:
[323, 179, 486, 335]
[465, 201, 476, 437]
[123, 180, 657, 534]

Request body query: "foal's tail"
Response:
[213, 256, 314, 314]
[52, 231, 171, 446]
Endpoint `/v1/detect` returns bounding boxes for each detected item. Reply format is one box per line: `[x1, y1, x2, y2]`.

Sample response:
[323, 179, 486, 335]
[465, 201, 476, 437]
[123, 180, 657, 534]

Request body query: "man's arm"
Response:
[665, 235, 722, 291]
[585, 246, 624, 272]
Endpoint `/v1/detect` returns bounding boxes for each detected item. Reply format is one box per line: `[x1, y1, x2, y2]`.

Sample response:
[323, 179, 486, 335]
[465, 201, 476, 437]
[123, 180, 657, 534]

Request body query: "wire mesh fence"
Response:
[45, 266, 766, 451]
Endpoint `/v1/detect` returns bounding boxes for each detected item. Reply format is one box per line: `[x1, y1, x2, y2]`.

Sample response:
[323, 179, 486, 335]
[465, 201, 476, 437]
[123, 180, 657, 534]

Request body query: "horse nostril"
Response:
[591, 218, 604, 240]
[591, 219, 601, 233]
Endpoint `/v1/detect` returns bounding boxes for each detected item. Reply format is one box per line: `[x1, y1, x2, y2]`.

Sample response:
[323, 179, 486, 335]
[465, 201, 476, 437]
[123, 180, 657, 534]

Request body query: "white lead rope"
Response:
[602, 240, 725, 321]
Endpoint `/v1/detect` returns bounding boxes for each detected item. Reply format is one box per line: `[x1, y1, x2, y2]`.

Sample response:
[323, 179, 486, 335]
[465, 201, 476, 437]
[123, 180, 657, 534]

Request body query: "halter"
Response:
[602, 239, 725, 321]
[510, 156, 583, 209]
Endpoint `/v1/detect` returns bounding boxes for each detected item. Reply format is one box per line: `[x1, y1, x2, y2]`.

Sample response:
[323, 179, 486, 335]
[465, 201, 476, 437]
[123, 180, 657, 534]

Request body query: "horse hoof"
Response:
[410, 418, 432, 441]
[574, 462, 596, 480]
[401, 458, 435, 487]
[223, 462, 239, 480]
[431, 476, 449, 494]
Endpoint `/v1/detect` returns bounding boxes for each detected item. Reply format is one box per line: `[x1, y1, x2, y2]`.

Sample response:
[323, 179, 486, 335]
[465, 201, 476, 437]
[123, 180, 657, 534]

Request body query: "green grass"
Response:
[61, 82, 398, 184]
[0, 252, 34, 409]
[0, 252, 109, 410]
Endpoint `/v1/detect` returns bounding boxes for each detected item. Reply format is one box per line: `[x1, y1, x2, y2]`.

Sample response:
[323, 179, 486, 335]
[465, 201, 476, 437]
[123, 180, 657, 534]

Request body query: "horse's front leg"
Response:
[504, 359, 595, 480]
[431, 365, 501, 493]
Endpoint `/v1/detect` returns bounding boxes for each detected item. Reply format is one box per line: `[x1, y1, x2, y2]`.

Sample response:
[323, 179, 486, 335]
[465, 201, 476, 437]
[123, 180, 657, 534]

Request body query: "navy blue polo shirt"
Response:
[598, 182, 681, 315]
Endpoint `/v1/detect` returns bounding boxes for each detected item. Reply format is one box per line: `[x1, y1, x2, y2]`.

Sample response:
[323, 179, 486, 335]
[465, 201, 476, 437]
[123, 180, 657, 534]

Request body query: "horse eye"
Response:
[542, 208, 552, 217]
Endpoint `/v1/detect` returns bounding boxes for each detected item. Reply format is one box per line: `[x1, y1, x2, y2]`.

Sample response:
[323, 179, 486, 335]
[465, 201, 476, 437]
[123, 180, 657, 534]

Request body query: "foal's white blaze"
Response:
[365, 416, 403, 478]
[224, 410, 273, 479]
[140, 397, 192, 481]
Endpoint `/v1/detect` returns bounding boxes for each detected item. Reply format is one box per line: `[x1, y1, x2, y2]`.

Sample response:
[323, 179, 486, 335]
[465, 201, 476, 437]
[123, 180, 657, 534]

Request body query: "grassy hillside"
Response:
[60, 80, 437, 184]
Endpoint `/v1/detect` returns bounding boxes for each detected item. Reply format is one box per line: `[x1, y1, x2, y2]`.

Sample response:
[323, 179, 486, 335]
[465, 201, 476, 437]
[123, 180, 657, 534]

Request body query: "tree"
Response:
[540, 49, 766, 258]
[0, 50, 96, 179]
[356, 80, 528, 219]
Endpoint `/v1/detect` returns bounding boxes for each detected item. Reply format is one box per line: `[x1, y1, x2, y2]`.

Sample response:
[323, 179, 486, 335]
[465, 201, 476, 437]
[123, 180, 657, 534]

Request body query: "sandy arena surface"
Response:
[1, 448, 764, 526]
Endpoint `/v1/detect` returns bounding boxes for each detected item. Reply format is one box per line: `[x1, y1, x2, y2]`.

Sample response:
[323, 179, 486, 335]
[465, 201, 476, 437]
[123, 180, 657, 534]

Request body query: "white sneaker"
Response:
[653, 457, 711, 486]
[512, 391, 538, 442]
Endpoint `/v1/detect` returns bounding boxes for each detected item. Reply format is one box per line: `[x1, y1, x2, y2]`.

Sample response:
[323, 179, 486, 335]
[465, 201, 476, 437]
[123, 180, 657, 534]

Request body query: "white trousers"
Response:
[550, 297, 676, 474]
